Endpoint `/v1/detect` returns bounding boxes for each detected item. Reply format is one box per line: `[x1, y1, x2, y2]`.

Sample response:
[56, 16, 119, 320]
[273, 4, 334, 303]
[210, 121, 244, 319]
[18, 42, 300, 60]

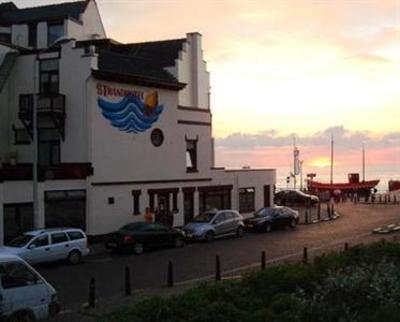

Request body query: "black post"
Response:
[344, 242, 349, 251]
[167, 260, 174, 287]
[261, 251, 266, 270]
[327, 204, 331, 219]
[303, 247, 308, 263]
[394, 195, 397, 204]
[305, 209, 309, 224]
[125, 266, 131, 296]
[89, 277, 96, 308]
[215, 255, 221, 281]
[379, 195, 382, 203]
[331, 203, 335, 217]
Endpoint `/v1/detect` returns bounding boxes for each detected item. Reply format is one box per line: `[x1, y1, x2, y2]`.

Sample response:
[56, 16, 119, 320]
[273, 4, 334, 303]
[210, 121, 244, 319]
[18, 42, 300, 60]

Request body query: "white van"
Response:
[1, 228, 90, 265]
[0, 255, 60, 321]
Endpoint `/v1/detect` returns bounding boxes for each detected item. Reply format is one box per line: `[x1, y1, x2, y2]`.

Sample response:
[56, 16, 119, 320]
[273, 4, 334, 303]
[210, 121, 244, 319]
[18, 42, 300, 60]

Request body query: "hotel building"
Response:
[0, 0, 276, 244]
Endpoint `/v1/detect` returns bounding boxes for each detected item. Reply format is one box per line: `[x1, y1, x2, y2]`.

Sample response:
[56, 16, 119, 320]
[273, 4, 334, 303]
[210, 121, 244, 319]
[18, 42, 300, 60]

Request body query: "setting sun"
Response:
[310, 157, 332, 169]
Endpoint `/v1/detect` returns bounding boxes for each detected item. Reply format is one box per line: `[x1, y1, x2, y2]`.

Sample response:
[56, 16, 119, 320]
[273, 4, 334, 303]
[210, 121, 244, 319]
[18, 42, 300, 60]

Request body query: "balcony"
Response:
[18, 93, 66, 139]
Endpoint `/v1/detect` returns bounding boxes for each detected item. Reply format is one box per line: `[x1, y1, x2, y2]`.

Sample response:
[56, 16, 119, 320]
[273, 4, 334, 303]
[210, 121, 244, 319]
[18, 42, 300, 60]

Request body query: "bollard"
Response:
[317, 203, 321, 220]
[89, 277, 96, 308]
[379, 195, 382, 203]
[215, 255, 221, 281]
[394, 196, 397, 204]
[332, 203, 335, 217]
[303, 247, 308, 263]
[344, 242, 349, 251]
[305, 209, 309, 224]
[261, 251, 266, 270]
[124, 266, 131, 296]
[167, 260, 174, 287]
[388, 195, 391, 203]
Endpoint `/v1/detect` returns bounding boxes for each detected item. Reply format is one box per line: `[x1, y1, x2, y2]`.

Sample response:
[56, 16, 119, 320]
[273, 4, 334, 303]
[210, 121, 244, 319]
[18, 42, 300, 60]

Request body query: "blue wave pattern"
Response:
[98, 95, 164, 133]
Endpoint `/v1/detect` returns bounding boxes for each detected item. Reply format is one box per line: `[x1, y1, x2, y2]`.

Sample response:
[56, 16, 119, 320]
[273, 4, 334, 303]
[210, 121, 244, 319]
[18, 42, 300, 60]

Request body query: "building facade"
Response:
[0, 0, 276, 244]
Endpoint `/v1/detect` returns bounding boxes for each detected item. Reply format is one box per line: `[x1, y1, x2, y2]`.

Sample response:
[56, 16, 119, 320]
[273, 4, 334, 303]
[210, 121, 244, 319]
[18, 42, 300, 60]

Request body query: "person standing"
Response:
[144, 207, 153, 223]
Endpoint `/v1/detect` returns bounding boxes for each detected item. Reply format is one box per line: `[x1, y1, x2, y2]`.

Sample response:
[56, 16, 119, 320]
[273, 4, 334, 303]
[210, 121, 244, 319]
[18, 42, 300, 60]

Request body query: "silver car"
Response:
[183, 209, 245, 242]
[0, 228, 90, 265]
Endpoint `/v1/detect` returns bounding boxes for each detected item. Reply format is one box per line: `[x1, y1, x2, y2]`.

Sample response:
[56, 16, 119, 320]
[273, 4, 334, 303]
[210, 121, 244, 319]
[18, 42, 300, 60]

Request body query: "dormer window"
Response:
[48, 22, 64, 46]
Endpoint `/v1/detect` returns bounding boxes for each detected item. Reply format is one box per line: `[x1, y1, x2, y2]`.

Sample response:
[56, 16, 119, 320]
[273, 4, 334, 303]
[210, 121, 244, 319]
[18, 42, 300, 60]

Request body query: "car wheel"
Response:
[68, 250, 82, 265]
[9, 311, 34, 322]
[205, 231, 214, 242]
[236, 226, 244, 238]
[174, 237, 185, 248]
[133, 243, 144, 255]
[289, 218, 297, 229]
[264, 223, 272, 233]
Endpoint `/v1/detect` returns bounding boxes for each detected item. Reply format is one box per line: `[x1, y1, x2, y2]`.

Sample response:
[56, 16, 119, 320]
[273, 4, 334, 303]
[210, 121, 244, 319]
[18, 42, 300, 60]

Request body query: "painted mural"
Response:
[97, 91, 164, 133]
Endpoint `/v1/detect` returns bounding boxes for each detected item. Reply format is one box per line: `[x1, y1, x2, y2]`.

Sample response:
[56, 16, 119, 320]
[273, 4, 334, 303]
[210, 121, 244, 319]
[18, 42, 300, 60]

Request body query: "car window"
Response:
[30, 235, 49, 247]
[51, 232, 69, 244]
[214, 213, 225, 224]
[145, 224, 168, 232]
[0, 262, 39, 289]
[67, 231, 85, 240]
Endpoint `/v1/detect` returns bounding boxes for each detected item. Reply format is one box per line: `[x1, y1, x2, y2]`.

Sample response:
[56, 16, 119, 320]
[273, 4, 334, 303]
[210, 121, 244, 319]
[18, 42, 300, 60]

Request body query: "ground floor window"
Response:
[199, 186, 232, 213]
[45, 190, 86, 230]
[239, 187, 255, 213]
[264, 185, 271, 207]
[183, 188, 195, 224]
[3, 203, 33, 243]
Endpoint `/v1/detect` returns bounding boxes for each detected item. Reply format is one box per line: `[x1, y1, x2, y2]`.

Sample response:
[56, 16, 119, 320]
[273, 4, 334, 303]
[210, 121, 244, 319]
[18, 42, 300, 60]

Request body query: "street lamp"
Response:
[32, 36, 75, 229]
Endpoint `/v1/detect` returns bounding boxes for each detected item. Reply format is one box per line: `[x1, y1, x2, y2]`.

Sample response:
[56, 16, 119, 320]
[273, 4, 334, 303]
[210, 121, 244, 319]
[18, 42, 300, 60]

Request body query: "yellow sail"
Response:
[145, 91, 158, 109]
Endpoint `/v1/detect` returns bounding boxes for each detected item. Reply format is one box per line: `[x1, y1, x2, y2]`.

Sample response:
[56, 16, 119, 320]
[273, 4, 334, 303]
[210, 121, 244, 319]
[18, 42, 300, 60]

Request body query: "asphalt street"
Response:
[35, 202, 400, 311]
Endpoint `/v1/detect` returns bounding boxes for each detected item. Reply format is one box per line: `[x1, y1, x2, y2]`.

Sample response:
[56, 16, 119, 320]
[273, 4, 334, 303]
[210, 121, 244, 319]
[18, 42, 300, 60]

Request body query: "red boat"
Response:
[308, 173, 379, 196]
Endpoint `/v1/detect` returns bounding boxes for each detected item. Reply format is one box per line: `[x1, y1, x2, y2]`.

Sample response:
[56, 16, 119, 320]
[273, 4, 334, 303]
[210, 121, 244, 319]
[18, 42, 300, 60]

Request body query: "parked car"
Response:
[0, 254, 60, 322]
[104, 222, 186, 254]
[0, 228, 90, 265]
[244, 206, 299, 232]
[183, 209, 245, 242]
[274, 190, 319, 206]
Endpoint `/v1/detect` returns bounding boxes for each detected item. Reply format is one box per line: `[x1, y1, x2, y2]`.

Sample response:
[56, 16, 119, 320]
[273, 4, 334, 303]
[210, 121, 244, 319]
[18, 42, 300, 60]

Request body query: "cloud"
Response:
[216, 126, 400, 151]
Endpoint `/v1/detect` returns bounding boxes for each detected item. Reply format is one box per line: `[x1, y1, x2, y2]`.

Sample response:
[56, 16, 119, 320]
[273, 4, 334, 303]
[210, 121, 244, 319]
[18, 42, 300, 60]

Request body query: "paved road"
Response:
[35, 202, 400, 311]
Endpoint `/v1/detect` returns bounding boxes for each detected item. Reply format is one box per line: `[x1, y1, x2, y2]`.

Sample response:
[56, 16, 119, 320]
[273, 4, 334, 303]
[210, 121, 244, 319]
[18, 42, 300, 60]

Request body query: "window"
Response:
[51, 232, 68, 244]
[39, 140, 60, 166]
[186, 139, 197, 172]
[151, 129, 164, 147]
[214, 213, 225, 224]
[0, 262, 39, 289]
[30, 235, 49, 248]
[13, 126, 31, 145]
[67, 231, 84, 240]
[0, 33, 11, 43]
[39, 59, 59, 95]
[108, 197, 114, 205]
[239, 187, 255, 213]
[48, 23, 64, 46]
[199, 187, 232, 213]
[132, 190, 141, 215]
[28, 23, 37, 48]
[3, 204, 34, 243]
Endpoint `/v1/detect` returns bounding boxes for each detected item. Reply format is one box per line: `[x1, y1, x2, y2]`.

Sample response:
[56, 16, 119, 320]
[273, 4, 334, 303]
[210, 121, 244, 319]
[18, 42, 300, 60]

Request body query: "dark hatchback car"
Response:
[274, 190, 319, 207]
[244, 206, 299, 233]
[104, 222, 185, 254]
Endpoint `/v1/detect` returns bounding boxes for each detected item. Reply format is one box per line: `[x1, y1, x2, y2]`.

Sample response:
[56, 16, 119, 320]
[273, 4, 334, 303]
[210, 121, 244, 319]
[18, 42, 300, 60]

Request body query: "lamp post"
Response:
[32, 37, 74, 229]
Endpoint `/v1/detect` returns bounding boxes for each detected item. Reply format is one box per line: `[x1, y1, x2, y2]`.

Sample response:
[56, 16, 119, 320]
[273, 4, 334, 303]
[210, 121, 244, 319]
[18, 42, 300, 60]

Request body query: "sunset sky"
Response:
[12, 0, 400, 184]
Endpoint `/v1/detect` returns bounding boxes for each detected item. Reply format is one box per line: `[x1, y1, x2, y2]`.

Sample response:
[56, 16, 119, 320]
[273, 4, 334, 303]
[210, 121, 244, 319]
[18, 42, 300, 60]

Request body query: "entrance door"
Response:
[264, 185, 271, 207]
[183, 191, 194, 224]
[3, 204, 34, 243]
[156, 193, 171, 226]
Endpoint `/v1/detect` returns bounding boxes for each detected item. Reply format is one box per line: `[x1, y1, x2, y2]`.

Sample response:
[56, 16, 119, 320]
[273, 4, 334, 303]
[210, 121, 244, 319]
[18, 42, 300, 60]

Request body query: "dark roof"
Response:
[0, 0, 87, 24]
[81, 37, 187, 90]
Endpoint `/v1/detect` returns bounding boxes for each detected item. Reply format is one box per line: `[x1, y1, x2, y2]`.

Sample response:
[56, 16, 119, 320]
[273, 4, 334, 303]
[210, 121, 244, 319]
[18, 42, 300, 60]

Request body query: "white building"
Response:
[0, 0, 276, 244]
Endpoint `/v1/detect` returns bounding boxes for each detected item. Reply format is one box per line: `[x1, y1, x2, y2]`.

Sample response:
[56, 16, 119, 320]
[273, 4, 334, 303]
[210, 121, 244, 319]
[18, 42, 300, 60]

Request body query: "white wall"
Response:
[81, 0, 106, 39]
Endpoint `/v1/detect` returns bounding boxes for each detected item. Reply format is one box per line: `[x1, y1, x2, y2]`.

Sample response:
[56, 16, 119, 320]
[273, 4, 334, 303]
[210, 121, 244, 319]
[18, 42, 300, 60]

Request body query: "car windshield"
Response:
[192, 212, 216, 223]
[7, 234, 35, 248]
[120, 222, 148, 232]
[254, 208, 274, 217]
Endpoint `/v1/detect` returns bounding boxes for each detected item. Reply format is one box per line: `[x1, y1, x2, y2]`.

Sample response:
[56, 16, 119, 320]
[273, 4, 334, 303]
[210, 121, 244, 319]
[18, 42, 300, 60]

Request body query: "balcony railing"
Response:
[19, 93, 66, 120]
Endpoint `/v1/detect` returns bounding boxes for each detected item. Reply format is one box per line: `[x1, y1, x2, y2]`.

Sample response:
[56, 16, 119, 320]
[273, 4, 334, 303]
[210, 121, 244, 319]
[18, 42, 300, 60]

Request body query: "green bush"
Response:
[103, 241, 400, 322]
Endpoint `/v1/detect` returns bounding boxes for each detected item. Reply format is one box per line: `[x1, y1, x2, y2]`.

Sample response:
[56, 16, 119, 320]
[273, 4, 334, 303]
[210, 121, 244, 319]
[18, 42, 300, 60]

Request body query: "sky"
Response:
[9, 0, 400, 185]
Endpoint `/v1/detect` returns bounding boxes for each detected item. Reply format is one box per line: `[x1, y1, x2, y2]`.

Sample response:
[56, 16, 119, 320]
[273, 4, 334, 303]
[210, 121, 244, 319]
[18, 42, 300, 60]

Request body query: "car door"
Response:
[23, 235, 51, 264]
[150, 224, 171, 248]
[225, 212, 238, 234]
[0, 261, 51, 321]
[49, 232, 70, 261]
[212, 213, 226, 237]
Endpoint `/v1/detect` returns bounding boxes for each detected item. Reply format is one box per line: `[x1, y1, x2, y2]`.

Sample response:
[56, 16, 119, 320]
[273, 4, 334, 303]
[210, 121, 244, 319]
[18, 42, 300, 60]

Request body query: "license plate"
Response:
[246, 224, 253, 228]
[186, 234, 193, 238]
